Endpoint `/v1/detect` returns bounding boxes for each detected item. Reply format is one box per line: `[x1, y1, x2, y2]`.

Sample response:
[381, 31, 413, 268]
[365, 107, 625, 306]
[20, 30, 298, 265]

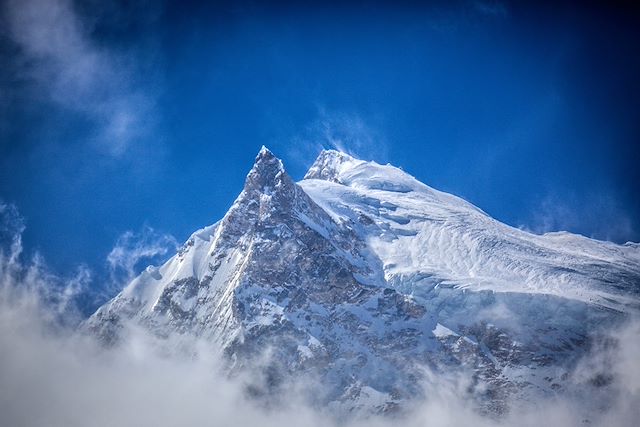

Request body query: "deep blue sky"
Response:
[1, 0, 639, 283]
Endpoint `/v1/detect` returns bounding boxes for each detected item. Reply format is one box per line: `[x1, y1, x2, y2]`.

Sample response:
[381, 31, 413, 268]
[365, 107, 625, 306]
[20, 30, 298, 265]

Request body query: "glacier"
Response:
[87, 147, 640, 414]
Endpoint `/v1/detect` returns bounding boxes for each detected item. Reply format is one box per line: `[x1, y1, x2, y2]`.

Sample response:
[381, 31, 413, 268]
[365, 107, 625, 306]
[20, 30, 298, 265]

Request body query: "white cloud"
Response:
[0, 202, 25, 267]
[107, 225, 178, 287]
[0, 200, 90, 323]
[3, 0, 157, 157]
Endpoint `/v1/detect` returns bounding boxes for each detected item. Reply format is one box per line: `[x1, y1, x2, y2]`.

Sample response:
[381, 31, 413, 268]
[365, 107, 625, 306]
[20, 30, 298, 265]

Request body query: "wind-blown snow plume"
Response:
[287, 109, 389, 169]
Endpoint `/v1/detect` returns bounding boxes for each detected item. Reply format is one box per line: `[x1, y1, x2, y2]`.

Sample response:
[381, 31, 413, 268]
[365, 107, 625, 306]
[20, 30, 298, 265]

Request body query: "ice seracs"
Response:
[88, 146, 640, 415]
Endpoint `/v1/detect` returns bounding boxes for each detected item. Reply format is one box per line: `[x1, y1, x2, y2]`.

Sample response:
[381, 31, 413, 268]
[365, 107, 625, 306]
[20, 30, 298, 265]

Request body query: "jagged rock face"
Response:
[303, 149, 354, 183]
[87, 147, 640, 414]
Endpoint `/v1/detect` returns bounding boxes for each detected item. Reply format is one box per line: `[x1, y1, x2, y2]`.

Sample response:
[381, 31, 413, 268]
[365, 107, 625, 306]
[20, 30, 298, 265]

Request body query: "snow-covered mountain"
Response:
[88, 147, 640, 413]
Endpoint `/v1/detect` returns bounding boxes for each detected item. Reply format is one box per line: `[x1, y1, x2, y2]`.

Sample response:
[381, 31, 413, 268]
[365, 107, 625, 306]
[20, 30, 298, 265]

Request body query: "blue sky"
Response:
[1, 0, 639, 287]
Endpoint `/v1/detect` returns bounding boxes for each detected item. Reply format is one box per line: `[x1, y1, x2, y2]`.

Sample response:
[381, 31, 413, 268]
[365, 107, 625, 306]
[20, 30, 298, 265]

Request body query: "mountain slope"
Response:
[302, 150, 639, 311]
[88, 147, 640, 414]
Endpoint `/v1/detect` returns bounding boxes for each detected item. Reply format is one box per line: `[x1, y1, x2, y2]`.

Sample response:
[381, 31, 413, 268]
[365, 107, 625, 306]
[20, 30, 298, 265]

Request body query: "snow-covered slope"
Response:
[88, 147, 640, 414]
[302, 150, 640, 311]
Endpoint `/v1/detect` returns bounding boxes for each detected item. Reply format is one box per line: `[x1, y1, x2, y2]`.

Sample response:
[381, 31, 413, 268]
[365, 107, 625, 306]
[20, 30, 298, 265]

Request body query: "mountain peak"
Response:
[257, 145, 275, 159]
[244, 146, 291, 196]
[304, 149, 359, 182]
[89, 144, 640, 416]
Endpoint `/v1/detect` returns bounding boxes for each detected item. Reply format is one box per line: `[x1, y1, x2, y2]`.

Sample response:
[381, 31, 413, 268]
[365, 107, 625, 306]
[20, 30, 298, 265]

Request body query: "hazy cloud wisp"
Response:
[107, 225, 178, 290]
[526, 191, 636, 242]
[3, 0, 157, 157]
